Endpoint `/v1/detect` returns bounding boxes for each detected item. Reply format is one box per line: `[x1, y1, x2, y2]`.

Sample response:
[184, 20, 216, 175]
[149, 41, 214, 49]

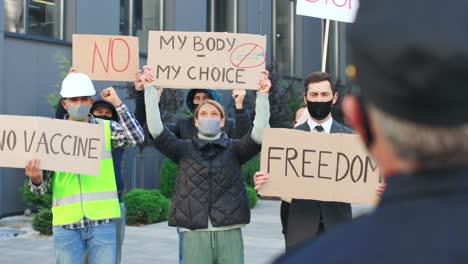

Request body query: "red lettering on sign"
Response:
[92, 38, 131, 73]
[305, 0, 352, 10]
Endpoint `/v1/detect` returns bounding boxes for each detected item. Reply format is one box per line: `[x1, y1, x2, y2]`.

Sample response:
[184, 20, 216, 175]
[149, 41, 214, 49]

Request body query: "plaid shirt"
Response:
[29, 103, 144, 229]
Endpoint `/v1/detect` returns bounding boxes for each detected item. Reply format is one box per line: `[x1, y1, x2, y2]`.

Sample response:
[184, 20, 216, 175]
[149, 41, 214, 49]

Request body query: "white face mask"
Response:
[66, 102, 91, 121]
[197, 118, 221, 136]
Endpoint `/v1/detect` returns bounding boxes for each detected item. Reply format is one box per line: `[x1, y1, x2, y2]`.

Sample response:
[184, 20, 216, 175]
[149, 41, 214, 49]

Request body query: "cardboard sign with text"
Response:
[259, 128, 380, 205]
[0, 115, 104, 176]
[72, 34, 139, 81]
[147, 31, 266, 90]
[296, 0, 360, 23]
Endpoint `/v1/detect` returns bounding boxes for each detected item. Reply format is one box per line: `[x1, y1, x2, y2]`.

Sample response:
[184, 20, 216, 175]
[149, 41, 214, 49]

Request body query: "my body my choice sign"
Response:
[0, 115, 104, 176]
[147, 31, 267, 90]
[259, 128, 380, 205]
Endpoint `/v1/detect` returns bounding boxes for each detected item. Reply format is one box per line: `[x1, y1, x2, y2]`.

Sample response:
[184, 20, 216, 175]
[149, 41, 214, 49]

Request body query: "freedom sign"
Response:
[0, 115, 104, 176]
[147, 31, 267, 90]
[296, 0, 360, 23]
[259, 128, 380, 205]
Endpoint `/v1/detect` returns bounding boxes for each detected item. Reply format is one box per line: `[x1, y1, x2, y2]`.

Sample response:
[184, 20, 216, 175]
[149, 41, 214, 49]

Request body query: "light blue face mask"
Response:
[197, 118, 221, 136]
[66, 102, 91, 121]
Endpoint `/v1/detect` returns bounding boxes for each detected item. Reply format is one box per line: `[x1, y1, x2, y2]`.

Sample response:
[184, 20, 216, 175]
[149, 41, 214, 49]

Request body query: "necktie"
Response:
[315, 125, 324, 132]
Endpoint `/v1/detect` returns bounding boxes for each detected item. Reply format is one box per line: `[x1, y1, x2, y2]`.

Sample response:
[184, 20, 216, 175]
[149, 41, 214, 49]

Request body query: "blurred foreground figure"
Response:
[275, 1, 468, 263]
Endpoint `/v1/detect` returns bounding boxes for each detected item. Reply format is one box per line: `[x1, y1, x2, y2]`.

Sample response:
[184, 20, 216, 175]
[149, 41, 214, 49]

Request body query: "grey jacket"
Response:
[286, 120, 353, 249]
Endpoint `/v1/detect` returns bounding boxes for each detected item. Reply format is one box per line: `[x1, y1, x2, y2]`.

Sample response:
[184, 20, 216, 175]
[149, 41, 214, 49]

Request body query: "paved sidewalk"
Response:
[0, 200, 374, 264]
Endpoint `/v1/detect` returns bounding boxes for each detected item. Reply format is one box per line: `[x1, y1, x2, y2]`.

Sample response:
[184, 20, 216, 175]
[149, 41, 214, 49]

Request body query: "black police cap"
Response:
[348, 0, 468, 126]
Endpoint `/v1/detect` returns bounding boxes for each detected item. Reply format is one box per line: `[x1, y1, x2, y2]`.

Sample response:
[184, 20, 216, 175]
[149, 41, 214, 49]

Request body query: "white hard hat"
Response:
[60, 73, 96, 98]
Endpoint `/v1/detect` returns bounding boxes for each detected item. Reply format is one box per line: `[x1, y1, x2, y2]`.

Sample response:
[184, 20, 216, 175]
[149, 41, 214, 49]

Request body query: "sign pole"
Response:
[321, 19, 330, 72]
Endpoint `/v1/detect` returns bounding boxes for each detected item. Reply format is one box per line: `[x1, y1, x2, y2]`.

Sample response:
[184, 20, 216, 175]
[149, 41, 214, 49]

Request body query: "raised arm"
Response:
[101, 87, 145, 148]
[250, 70, 271, 144]
[228, 89, 252, 139]
[141, 66, 164, 139]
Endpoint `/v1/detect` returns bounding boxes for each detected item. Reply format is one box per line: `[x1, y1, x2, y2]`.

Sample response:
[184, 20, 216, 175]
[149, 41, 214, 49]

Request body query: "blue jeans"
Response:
[115, 203, 126, 264]
[53, 221, 116, 264]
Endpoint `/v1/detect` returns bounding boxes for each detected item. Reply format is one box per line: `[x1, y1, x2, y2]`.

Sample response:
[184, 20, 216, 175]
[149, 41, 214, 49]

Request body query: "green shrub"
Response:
[241, 155, 260, 188]
[245, 186, 258, 208]
[123, 189, 170, 225]
[159, 159, 178, 198]
[32, 208, 53, 236]
[20, 180, 52, 211]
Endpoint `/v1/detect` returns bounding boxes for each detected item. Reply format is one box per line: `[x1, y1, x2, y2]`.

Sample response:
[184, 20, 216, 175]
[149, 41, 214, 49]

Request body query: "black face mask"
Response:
[357, 96, 374, 148]
[94, 115, 112, 121]
[306, 100, 333, 120]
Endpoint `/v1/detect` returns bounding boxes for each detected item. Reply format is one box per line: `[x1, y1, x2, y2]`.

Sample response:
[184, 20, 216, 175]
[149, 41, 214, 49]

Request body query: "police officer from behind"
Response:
[275, 1, 468, 263]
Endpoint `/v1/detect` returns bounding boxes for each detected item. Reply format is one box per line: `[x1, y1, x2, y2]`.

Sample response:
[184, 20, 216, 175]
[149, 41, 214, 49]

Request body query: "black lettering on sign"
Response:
[72, 136, 78, 156]
[61, 135, 72, 156]
[350, 156, 363, 183]
[187, 66, 196, 80]
[160, 36, 175, 49]
[206, 38, 216, 51]
[199, 67, 209, 81]
[77, 137, 89, 157]
[286, 148, 299, 177]
[302, 149, 315, 178]
[36, 132, 50, 154]
[156, 65, 171, 79]
[335, 152, 350, 182]
[236, 69, 246, 84]
[49, 133, 62, 155]
[24, 131, 36, 152]
[0, 130, 17, 151]
[193, 36, 203, 51]
[156, 65, 181, 80]
[88, 138, 100, 159]
[192, 37, 236, 52]
[211, 67, 221, 81]
[364, 156, 378, 183]
[318, 151, 332, 180]
[177, 36, 187, 49]
[226, 38, 236, 52]
[267, 147, 284, 174]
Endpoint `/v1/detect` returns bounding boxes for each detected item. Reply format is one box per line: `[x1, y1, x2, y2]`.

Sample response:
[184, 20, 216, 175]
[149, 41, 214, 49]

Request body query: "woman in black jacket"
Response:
[143, 66, 271, 264]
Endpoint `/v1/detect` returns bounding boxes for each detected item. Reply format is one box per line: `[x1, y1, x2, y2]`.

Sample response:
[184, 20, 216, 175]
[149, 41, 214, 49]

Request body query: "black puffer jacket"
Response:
[153, 126, 261, 230]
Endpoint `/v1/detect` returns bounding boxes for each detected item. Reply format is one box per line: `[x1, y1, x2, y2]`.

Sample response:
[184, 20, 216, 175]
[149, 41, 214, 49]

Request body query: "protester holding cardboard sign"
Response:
[133, 66, 252, 264]
[255, 72, 354, 250]
[143, 65, 270, 264]
[24, 73, 144, 264]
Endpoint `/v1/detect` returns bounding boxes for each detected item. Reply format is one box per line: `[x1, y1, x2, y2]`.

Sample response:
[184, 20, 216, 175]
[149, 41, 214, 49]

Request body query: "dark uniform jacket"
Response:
[276, 167, 468, 263]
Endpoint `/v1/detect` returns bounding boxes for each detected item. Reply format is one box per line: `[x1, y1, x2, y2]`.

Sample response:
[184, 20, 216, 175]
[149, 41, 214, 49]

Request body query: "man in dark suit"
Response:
[287, 72, 353, 249]
[275, 1, 468, 263]
[254, 72, 354, 250]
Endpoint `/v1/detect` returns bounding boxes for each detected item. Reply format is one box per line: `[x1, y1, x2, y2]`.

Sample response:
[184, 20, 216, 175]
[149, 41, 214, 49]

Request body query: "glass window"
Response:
[119, 0, 130, 36]
[120, 0, 163, 52]
[208, 0, 236, 32]
[4, 0, 63, 39]
[136, 0, 161, 52]
[274, 0, 293, 76]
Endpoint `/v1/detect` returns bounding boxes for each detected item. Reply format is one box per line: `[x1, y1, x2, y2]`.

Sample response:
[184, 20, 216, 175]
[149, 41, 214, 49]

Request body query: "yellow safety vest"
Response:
[51, 120, 120, 226]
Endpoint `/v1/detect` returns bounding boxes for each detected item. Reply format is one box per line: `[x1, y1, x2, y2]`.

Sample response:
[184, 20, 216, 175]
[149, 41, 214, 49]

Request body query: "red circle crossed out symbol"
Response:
[230, 43, 266, 69]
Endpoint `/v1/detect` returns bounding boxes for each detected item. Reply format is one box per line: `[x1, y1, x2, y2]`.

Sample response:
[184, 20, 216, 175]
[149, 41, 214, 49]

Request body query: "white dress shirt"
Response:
[307, 116, 333, 133]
